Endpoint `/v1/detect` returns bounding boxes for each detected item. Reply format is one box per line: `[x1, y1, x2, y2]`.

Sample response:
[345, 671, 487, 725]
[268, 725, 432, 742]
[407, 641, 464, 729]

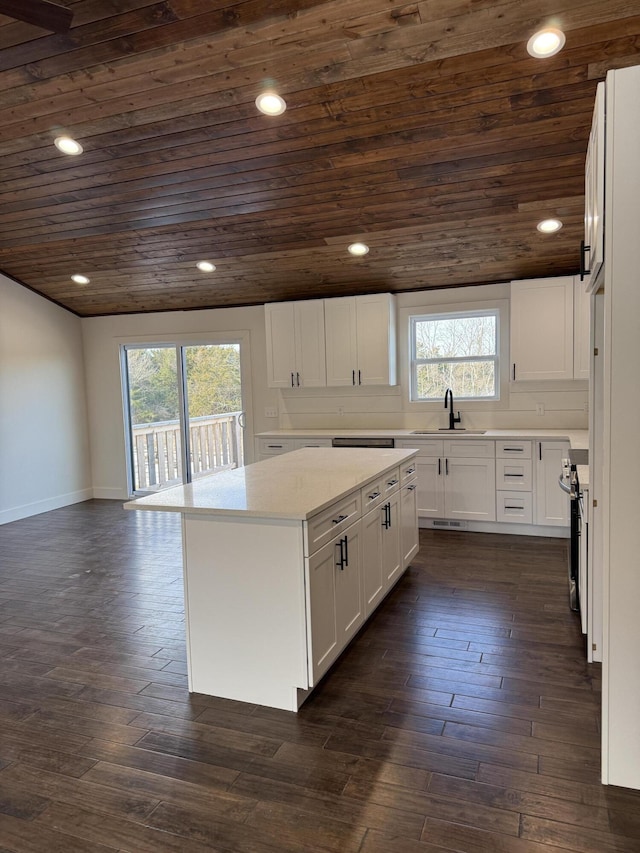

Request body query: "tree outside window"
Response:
[410, 310, 499, 401]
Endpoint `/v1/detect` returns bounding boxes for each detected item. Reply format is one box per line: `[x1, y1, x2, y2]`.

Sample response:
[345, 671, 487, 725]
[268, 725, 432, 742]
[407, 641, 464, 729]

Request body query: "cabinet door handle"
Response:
[445, 458, 449, 475]
[352, 370, 356, 386]
[296, 372, 300, 386]
[512, 363, 516, 381]
[368, 491, 381, 501]
[358, 369, 362, 385]
[343, 535, 349, 567]
[438, 458, 441, 476]
[580, 239, 592, 281]
[335, 539, 345, 570]
[539, 442, 542, 461]
[291, 372, 295, 387]
[332, 514, 348, 525]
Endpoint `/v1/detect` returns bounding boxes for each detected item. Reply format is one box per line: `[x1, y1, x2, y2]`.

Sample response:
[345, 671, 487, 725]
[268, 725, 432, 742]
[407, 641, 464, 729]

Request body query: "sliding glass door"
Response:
[123, 342, 245, 495]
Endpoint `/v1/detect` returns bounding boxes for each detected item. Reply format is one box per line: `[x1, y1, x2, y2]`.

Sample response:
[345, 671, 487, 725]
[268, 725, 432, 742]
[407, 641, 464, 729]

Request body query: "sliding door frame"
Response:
[119, 331, 254, 497]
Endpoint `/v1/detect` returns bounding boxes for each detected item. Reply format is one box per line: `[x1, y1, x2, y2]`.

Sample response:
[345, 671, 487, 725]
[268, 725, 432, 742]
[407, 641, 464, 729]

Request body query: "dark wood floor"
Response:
[0, 501, 639, 852]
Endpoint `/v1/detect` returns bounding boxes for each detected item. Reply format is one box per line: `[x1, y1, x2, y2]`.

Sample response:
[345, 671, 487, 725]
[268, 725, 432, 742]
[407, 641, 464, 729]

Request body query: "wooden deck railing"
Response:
[132, 412, 244, 491]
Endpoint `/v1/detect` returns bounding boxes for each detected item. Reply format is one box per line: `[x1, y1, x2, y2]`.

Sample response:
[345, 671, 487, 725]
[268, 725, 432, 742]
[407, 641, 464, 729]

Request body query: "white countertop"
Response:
[256, 428, 588, 448]
[124, 447, 418, 520]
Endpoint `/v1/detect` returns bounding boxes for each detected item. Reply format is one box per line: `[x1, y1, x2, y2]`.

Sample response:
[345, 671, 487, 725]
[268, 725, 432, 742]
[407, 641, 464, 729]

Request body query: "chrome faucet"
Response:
[444, 388, 462, 430]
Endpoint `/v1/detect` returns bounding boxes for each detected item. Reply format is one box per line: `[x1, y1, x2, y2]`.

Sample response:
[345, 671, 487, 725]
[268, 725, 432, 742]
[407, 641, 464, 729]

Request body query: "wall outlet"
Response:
[535, 403, 545, 416]
[264, 406, 278, 418]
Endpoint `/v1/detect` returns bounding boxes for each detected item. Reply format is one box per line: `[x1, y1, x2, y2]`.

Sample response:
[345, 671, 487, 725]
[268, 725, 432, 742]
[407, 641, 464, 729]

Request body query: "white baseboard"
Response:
[92, 487, 129, 500]
[0, 487, 93, 526]
[419, 517, 569, 538]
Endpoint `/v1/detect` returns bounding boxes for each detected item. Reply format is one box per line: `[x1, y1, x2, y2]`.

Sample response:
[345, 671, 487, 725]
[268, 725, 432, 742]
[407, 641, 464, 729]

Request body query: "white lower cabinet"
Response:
[361, 485, 406, 619]
[444, 456, 496, 522]
[495, 441, 533, 524]
[382, 491, 401, 588]
[307, 517, 364, 685]
[534, 440, 570, 526]
[305, 453, 417, 688]
[397, 439, 496, 522]
[400, 478, 419, 569]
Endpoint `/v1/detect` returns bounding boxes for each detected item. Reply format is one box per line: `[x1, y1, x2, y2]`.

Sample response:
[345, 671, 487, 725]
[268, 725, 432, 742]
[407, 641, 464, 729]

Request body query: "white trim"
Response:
[0, 488, 93, 526]
[400, 298, 510, 412]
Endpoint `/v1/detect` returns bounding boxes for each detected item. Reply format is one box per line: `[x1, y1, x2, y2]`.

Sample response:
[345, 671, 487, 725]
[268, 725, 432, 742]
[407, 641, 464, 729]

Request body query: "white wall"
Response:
[82, 283, 587, 499]
[0, 274, 92, 524]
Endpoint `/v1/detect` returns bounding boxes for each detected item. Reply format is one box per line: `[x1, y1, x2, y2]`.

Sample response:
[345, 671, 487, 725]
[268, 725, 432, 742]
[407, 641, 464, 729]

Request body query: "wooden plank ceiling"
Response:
[0, 0, 638, 317]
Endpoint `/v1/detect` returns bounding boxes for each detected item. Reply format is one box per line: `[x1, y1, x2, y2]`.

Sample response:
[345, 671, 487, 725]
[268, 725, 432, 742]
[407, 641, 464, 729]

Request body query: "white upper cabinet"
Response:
[583, 81, 605, 293]
[265, 300, 326, 389]
[573, 275, 591, 380]
[325, 293, 397, 386]
[510, 277, 574, 381]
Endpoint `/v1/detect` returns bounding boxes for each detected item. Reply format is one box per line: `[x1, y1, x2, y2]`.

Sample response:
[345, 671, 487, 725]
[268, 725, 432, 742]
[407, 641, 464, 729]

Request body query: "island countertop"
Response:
[124, 447, 418, 521]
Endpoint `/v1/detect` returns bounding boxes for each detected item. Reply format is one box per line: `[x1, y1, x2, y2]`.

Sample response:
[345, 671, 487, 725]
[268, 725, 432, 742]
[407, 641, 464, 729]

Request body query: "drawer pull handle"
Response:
[505, 505, 524, 510]
[406, 467, 416, 475]
[368, 491, 381, 501]
[407, 484, 417, 491]
[387, 479, 398, 486]
[267, 445, 283, 449]
[503, 447, 524, 452]
[504, 473, 524, 478]
[332, 514, 348, 525]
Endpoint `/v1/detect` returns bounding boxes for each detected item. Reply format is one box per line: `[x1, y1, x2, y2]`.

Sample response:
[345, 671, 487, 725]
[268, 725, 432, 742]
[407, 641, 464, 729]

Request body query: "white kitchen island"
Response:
[125, 447, 419, 711]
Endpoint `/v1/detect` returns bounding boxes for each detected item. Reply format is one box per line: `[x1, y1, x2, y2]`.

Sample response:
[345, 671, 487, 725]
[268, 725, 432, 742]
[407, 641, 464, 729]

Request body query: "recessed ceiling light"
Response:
[71, 274, 90, 284]
[348, 242, 369, 256]
[54, 136, 83, 155]
[196, 261, 216, 272]
[255, 92, 286, 116]
[527, 27, 566, 58]
[537, 218, 563, 234]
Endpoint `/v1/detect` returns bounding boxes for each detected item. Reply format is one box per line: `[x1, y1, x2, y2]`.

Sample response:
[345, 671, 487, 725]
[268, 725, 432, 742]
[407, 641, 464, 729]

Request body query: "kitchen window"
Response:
[409, 309, 500, 401]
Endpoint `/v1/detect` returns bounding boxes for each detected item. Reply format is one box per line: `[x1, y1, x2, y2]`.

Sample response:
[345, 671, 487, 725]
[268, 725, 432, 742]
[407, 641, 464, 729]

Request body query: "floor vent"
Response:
[432, 519, 468, 529]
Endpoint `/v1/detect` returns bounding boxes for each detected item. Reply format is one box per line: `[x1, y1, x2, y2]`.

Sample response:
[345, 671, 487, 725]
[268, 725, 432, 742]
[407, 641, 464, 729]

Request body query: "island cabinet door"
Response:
[400, 480, 419, 569]
[307, 538, 339, 684]
[335, 519, 364, 648]
[306, 520, 363, 685]
[382, 491, 401, 590]
[362, 504, 384, 617]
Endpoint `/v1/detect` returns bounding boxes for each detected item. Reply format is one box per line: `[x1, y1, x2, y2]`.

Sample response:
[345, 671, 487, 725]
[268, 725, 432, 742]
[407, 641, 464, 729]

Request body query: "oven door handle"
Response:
[558, 475, 572, 495]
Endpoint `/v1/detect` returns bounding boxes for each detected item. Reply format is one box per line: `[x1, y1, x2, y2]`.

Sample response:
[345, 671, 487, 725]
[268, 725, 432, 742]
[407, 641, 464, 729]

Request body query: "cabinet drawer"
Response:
[497, 491, 533, 524]
[361, 477, 386, 512]
[444, 440, 495, 459]
[257, 438, 294, 455]
[293, 438, 333, 449]
[496, 459, 532, 491]
[383, 467, 401, 495]
[496, 440, 532, 459]
[306, 492, 361, 556]
[400, 459, 418, 483]
[396, 439, 443, 456]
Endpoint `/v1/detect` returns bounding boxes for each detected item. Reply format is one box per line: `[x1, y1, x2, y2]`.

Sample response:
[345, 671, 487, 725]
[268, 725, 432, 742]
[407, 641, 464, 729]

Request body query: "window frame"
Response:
[409, 307, 500, 403]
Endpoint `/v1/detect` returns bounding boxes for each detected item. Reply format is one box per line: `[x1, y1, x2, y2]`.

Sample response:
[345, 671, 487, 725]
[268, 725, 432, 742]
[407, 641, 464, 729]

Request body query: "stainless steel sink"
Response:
[410, 429, 487, 435]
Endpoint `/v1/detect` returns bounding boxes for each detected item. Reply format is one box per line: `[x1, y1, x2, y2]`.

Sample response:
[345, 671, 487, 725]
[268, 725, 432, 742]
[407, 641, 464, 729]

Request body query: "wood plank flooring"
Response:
[0, 499, 638, 852]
